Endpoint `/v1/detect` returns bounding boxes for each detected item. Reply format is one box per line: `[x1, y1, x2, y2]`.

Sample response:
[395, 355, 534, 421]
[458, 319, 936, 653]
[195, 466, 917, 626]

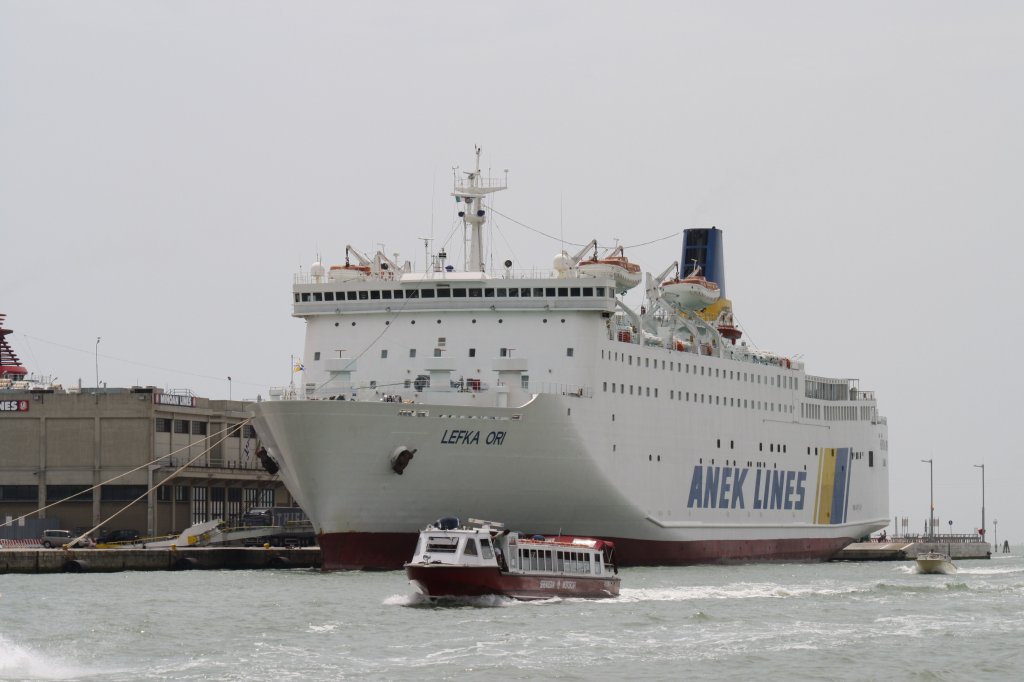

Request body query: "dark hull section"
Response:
[320, 531, 855, 571]
[405, 564, 620, 600]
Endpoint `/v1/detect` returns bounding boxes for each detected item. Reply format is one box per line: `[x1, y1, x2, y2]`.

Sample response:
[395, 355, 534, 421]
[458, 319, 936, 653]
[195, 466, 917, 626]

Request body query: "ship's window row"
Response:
[515, 547, 596, 574]
[602, 382, 795, 414]
[296, 285, 611, 303]
[601, 350, 800, 392]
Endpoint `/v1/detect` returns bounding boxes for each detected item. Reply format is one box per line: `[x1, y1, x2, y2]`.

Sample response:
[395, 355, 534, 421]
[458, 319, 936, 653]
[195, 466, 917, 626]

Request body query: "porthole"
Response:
[411, 320, 416, 324]
[499, 319, 503, 324]
[560, 318, 566, 323]
[334, 322, 339, 327]
[472, 319, 476, 324]
[351, 322, 356, 326]
[385, 321, 390, 325]
[543, 319, 548, 323]
[436, 319, 441, 324]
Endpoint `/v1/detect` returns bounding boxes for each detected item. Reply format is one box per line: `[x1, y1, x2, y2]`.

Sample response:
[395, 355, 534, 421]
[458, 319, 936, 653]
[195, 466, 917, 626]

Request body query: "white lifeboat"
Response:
[578, 255, 642, 294]
[328, 264, 372, 282]
[661, 264, 720, 310]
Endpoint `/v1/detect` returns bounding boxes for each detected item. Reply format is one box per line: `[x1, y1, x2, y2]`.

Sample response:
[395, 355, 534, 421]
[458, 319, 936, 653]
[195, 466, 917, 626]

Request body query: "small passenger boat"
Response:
[405, 517, 620, 600]
[916, 551, 957, 575]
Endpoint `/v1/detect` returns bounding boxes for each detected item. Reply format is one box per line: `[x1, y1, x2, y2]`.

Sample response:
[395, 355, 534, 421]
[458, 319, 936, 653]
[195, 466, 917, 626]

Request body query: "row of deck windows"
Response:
[516, 547, 600, 574]
[602, 349, 798, 391]
[298, 286, 610, 303]
[601, 382, 795, 414]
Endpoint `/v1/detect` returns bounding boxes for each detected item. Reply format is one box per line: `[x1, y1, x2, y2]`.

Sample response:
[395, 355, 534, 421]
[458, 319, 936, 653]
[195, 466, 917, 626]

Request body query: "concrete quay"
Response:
[0, 546, 321, 574]
[833, 540, 991, 562]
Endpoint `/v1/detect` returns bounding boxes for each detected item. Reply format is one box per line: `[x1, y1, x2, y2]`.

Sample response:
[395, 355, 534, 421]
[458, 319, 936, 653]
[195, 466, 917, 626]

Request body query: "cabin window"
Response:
[463, 538, 478, 557]
[469, 348, 476, 357]
[496, 288, 507, 297]
[535, 288, 545, 297]
[558, 287, 568, 296]
[380, 350, 388, 359]
[479, 538, 494, 559]
[520, 288, 531, 297]
[358, 290, 368, 300]
[370, 290, 380, 300]
[406, 289, 419, 298]
[521, 375, 530, 389]
[314, 352, 321, 360]
[453, 288, 467, 297]
[583, 287, 593, 296]
[469, 288, 482, 297]
[567, 348, 574, 357]
[595, 555, 602, 575]
[436, 288, 451, 298]
[570, 287, 581, 296]
[596, 287, 606, 297]
[324, 292, 334, 301]
[409, 349, 416, 358]
[382, 290, 392, 299]
[421, 289, 435, 298]
[393, 290, 404, 299]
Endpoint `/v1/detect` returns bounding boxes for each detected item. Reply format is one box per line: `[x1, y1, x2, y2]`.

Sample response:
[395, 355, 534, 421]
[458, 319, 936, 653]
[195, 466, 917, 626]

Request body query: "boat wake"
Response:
[386, 592, 518, 608]
[0, 634, 95, 680]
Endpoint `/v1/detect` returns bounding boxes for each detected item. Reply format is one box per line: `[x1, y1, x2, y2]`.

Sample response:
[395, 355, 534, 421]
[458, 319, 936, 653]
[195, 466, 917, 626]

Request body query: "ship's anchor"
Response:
[390, 446, 417, 474]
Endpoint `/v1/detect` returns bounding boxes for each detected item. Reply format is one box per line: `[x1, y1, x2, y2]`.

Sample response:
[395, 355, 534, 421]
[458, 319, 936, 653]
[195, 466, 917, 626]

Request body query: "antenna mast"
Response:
[452, 146, 506, 273]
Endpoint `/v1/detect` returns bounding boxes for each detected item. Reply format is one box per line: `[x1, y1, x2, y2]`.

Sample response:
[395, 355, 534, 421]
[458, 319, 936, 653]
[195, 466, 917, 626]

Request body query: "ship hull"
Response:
[328, 531, 856, 571]
[252, 384, 888, 571]
[405, 564, 620, 600]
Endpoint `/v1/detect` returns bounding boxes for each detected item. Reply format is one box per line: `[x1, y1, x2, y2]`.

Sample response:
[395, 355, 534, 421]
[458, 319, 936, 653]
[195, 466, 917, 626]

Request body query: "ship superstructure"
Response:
[251, 149, 889, 570]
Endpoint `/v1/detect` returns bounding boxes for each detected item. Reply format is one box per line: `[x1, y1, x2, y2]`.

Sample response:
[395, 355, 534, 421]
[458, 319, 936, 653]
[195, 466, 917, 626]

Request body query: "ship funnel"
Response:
[681, 226, 726, 298]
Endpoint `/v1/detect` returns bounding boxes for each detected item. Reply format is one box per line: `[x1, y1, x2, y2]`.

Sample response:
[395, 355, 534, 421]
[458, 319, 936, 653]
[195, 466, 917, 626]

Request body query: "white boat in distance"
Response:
[250, 148, 890, 570]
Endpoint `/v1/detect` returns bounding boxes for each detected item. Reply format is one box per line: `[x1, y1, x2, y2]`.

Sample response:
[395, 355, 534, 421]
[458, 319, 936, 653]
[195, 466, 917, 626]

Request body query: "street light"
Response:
[921, 458, 933, 538]
[973, 463, 985, 542]
[228, 376, 233, 401]
[95, 337, 101, 389]
[994, 519, 998, 551]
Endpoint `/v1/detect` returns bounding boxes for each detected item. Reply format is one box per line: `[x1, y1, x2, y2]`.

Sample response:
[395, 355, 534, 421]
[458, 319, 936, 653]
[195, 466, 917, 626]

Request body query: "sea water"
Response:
[2, 552, 1022, 681]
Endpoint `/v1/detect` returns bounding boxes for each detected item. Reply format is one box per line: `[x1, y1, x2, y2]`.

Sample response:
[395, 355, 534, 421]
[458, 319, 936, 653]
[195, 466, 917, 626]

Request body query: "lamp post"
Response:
[228, 376, 233, 401]
[973, 463, 985, 542]
[921, 458, 933, 538]
[95, 337, 101, 389]
[994, 519, 998, 550]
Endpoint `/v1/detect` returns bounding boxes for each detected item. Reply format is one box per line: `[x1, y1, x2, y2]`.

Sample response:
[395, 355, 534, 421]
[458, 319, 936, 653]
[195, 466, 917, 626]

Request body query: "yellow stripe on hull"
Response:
[816, 448, 838, 525]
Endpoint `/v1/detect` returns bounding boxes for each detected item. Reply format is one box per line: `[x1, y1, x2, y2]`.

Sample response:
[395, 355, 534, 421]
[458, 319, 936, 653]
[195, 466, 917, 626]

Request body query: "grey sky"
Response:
[2, 1, 1022, 541]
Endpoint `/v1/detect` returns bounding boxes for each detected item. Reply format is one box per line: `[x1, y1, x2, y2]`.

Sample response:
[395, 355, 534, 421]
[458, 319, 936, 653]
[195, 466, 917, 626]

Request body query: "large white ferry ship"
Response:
[250, 149, 890, 570]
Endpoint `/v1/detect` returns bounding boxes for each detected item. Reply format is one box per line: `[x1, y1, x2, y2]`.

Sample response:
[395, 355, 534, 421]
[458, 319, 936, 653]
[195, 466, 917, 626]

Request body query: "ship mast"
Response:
[452, 146, 506, 273]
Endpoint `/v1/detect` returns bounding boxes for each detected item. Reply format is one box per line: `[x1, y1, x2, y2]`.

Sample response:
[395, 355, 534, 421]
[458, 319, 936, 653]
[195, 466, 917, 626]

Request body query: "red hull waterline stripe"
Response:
[318, 532, 855, 571]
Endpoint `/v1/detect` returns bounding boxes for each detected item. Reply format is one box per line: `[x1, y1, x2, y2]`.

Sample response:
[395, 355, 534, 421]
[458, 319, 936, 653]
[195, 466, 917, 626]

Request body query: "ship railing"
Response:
[538, 382, 592, 398]
[889, 534, 985, 544]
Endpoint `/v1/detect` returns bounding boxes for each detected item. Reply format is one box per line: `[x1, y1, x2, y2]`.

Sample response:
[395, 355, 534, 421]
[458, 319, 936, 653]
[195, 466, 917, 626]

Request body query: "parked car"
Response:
[40, 529, 92, 548]
[97, 529, 142, 544]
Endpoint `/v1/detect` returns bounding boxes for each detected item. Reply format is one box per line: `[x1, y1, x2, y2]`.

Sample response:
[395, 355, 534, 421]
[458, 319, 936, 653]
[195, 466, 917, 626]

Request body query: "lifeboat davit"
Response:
[578, 256, 642, 294]
[661, 264, 720, 310]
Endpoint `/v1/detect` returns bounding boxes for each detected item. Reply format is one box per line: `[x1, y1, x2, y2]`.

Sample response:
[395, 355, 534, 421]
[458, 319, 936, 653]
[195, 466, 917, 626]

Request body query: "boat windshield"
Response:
[426, 536, 458, 553]
[479, 538, 494, 559]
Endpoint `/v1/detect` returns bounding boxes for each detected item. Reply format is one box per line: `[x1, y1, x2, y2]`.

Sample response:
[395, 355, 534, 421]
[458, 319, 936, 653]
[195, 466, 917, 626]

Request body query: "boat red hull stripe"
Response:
[319, 532, 855, 571]
[405, 564, 619, 599]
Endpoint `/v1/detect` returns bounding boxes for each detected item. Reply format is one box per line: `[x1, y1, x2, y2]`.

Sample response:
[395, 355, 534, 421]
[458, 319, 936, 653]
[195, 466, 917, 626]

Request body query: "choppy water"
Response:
[2, 552, 1023, 681]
